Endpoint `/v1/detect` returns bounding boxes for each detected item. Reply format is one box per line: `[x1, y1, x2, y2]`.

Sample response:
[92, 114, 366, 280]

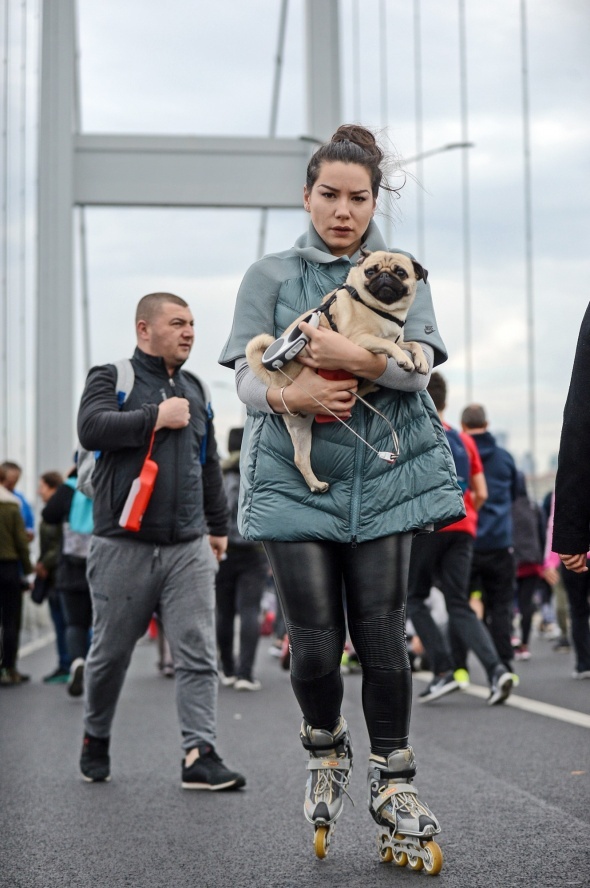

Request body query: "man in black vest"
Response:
[77, 292, 245, 789]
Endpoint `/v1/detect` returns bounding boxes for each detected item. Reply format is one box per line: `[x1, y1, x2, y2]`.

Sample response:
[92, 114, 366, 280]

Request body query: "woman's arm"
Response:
[236, 358, 357, 419]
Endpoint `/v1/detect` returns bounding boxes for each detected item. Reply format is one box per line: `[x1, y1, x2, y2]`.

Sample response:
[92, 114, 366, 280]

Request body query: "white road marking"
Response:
[19, 633, 55, 658]
[414, 671, 590, 729]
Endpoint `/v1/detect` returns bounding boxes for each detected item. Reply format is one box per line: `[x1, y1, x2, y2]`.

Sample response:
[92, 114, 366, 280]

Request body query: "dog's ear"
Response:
[357, 247, 372, 266]
[412, 260, 428, 283]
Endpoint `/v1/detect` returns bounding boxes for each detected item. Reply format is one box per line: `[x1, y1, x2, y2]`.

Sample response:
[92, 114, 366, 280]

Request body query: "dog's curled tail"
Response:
[245, 334, 276, 388]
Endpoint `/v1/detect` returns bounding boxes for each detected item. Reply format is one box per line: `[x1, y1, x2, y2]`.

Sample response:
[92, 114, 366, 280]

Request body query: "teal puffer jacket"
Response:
[219, 222, 465, 543]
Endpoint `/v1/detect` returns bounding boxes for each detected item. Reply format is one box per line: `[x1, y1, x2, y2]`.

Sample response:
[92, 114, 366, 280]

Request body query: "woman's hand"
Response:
[297, 321, 387, 380]
[270, 365, 358, 419]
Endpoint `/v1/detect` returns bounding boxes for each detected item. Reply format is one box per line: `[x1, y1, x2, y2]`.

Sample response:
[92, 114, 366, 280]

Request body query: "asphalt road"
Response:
[1, 626, 589, 888]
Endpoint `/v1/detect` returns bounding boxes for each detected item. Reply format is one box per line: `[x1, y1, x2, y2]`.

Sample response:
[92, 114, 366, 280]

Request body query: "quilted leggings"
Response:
[264, 534, 412, 755]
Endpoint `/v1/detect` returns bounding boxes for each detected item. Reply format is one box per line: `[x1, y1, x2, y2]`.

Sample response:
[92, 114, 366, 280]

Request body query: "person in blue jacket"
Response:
[219, 124, 462, 867]
[458, 404, 519, 674]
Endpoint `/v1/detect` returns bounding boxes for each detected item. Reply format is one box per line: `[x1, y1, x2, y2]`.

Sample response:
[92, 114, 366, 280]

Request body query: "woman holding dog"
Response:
[219, 125, 463, 871]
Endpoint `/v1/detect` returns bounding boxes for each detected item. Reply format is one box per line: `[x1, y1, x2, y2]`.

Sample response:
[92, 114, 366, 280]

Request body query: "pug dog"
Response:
[246, 250, 429, 493]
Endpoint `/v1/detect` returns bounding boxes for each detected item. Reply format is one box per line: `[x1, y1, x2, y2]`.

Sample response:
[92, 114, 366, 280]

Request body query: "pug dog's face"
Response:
[351, 250, 428, 307]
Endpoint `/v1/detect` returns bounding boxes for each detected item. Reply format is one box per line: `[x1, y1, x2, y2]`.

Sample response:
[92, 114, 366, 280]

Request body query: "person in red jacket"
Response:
[408, 373, 514, 705]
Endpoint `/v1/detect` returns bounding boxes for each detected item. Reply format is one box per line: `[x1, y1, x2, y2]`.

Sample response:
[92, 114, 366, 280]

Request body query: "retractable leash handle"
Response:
[261, 310, 322, 371]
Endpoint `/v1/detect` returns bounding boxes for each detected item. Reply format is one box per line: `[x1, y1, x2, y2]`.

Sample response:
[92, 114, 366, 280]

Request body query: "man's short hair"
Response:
[1, 460, 22, 473]
[135, 293, 188, 325]
[427, 372, 447, 412]
[461, 403, 488, 429]
[41, 471, 63, 490]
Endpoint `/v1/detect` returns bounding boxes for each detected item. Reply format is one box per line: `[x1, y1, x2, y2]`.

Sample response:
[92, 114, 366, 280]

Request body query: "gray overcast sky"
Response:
[73, 0, 590, 470]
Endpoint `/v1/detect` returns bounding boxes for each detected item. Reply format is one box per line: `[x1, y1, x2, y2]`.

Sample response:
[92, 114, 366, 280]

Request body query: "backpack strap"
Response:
[183, 370, 213, 465]
[112, 358, 135, 406]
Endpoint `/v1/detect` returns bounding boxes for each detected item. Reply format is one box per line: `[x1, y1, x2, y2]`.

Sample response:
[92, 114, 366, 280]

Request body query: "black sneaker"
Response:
[418, 671, 460, 703]
[488, 667, 514, 706]
[80, 733, 111, 782]
[68, 658, 85, 697]
[181, 744, 246, 791]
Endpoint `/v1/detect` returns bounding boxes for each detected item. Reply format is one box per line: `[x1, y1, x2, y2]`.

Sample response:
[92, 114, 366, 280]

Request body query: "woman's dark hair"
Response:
[306, 124, 399, 199]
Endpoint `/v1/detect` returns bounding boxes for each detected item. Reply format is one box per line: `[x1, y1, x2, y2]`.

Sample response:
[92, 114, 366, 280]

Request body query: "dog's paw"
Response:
[311, 481, 330, 494]
[397, 357, 415, 372]
[413, 357, 429, 375]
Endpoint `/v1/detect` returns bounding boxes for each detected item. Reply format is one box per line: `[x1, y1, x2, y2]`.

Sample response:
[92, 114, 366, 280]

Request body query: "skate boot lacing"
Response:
[371, 782, 439, 836]
[301, 717, 354, 825]
[368, 747, 440, 838]
[309, 763, 354, 807]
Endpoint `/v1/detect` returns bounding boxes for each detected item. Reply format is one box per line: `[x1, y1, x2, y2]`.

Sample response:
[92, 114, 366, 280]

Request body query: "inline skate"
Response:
[368, 746, 443, 875]
[301, 716, 353, 859]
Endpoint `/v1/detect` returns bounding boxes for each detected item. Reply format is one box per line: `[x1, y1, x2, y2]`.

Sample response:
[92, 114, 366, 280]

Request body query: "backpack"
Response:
[512, 495, 544, 566]
[62, 477, 94, 560]
[76, 358, 213, 498]
[76, 359, 136, 498]
[445, 427, 470, 494]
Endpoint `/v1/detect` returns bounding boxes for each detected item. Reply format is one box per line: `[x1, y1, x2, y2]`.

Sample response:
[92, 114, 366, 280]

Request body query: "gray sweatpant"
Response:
[84, 534, 219, 751]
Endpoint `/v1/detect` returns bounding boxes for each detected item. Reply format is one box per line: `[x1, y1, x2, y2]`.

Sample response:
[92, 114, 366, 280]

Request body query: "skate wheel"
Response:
[423, 841, 444, 875]
[379, 846, 394, 863]
[407, 850, 424, 871]
[314, 825, 329, 859]
[392, 849, 408, 867]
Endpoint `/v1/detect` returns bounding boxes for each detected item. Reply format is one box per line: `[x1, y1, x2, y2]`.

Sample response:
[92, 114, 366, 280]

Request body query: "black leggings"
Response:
[264, 534, 412, 756]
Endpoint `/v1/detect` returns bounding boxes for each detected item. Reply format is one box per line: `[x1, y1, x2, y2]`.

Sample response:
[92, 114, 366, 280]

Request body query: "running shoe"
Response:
[68, 658, 85, 697]
[181, 745, 246, 791]
[80, 733, 111, 782]
[453, 668, 470, 689]
[234, 678, 262, 691]
[418, 671, 460, 703]
[488, 667, 514, 706]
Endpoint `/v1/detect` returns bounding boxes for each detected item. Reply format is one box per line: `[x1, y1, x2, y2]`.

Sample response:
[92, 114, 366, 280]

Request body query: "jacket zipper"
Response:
[168, 374, 179, 543]
[349, 406, 366, 545]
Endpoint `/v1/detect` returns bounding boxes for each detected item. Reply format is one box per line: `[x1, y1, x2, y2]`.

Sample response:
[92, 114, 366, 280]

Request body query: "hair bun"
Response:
[331, 124, 382, 162]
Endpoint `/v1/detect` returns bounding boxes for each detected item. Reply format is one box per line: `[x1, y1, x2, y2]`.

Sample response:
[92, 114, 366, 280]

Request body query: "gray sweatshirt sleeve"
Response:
[235, 357, 276, 413]
[373, 344, 434, 391]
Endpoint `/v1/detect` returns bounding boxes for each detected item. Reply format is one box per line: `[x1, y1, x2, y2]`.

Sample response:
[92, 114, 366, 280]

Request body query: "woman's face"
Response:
[303, 161, 377, 257]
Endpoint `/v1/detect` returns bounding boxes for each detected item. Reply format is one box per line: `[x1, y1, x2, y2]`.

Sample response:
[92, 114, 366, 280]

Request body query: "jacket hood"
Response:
[293, 220, 389, 265]
[470, 430, 497, 461]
